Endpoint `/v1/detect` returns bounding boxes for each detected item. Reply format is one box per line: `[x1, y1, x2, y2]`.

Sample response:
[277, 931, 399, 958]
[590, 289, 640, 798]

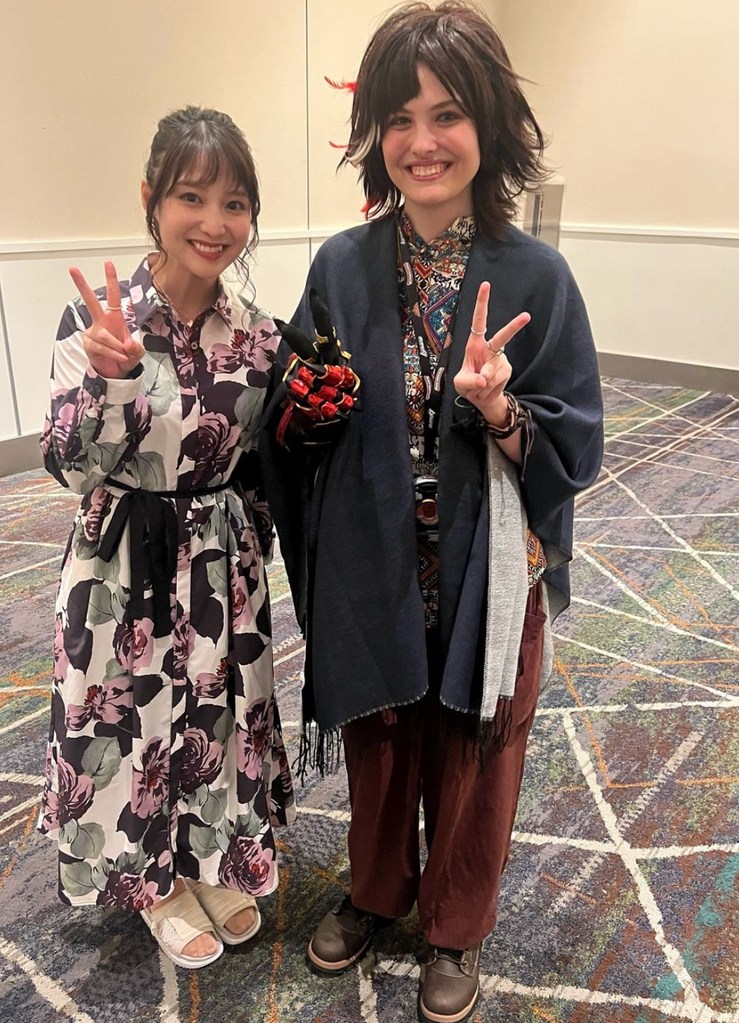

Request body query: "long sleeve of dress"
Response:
[40, 301, 152, 495]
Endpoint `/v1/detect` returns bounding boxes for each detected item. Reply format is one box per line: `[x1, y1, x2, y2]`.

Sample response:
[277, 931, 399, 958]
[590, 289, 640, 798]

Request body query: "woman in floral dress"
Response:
[39, 106, 295, 969]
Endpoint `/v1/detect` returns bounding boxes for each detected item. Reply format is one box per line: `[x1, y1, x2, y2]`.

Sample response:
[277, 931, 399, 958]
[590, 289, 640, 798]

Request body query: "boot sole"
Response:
[306, 934, 375, 976]
[417, 985, 479, 1023]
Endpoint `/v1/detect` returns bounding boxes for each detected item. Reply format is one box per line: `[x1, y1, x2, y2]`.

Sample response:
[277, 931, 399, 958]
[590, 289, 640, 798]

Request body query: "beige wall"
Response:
[0, 0, 307, 240]
[496, 0, 739, 230]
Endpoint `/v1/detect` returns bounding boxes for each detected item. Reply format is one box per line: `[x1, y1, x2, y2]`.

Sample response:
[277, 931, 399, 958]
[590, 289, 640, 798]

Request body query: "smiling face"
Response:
[143, 169, 252, 294]
[380, 64, 480, 241]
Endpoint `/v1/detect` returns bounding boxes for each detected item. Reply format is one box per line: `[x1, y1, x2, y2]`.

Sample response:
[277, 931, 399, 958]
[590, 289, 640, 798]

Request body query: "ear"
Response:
[140, 179, 152, 212]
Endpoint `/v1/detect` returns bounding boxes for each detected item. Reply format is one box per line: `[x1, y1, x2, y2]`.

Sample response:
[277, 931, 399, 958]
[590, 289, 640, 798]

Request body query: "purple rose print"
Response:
[131, 737, 169, 818]
[230, 563, 253, 627]
[181, 412, 240, 476]
[208, 327, 276, 376]
[98, 871, 160, 912]
[193, 657, 229, 699]
[180, 728, 224, 793]
[171, 613, 193, 683]
[52, 613, 71, 683]
[219, 835, 275, 895]
[82, 487, 113, 543]
[237, 698, 273, 781]
[113, 618, 155, 669]
[40, 418, 52, 456]
[170, 334, 197, 390]
[65, 679, 131, 731]
[41, 756, 95, 830]
[238, 525, 260, 584]
[128, 393, 152, 440]
[53, 395, 85, 462]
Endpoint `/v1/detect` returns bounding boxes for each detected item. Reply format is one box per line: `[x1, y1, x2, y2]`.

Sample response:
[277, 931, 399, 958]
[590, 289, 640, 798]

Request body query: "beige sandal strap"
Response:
[144, 888, 216, 955]
[190, 881, 257, 929]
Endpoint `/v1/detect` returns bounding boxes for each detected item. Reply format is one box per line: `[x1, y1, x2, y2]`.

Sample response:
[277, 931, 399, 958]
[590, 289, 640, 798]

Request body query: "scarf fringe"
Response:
[294, 720, 343, 784]
[436, 696, 515, 770]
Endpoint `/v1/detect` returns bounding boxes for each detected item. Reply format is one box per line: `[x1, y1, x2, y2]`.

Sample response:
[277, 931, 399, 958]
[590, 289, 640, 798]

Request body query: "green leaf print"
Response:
[214, 820, 232, 854]
[200, 788, 227, 826]
[212, 709, 234, 746]
[104, 657, 128, 681]
[60, 860, 95, 898]
[142, 352, 180, 417]
[78, 416, 101, 449]
[91, 859, 111, 891]
[95, 549, 122, 586]
[189, 823, 220, 859]
[87, 583, 114, 626]
[206, 559, 229, 598]
[189, 783, 210, 808]
[236, 809, 264, 839]
[80, 737, 121, 790]
[114, 848, 147, 875]
[70, 822, 106, 860]
[87, 442, 126, 477]
[131, 451, 167, 491]
[59, 819, 79, 847]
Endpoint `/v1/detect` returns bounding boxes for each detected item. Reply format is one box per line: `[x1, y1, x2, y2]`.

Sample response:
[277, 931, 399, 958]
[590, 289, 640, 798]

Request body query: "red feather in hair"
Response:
[324, 76, 357, 92]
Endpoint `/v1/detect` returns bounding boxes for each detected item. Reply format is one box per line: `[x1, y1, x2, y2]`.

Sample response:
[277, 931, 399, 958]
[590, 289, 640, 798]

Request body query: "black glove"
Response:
[273, 288, 360, 447]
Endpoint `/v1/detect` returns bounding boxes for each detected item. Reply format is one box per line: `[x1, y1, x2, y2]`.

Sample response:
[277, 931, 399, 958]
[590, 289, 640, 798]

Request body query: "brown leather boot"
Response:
[307, 895, 387, 974]
[418, 943, 481, 1022]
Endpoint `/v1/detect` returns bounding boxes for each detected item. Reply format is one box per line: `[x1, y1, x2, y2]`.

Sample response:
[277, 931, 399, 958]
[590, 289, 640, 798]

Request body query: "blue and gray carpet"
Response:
[1, 377, 737, 1023]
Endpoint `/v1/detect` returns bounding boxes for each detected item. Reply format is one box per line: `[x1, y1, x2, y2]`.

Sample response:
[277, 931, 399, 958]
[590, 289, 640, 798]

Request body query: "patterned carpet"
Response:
[1, 377, 737, 1023]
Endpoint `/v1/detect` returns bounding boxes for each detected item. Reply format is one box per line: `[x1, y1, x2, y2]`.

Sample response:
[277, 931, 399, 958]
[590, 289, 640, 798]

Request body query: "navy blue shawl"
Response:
[261, 219, 603, 731]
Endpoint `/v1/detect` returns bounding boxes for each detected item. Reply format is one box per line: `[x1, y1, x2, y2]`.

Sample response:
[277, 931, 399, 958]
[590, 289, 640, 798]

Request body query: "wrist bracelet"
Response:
[482, 392, 529, 439]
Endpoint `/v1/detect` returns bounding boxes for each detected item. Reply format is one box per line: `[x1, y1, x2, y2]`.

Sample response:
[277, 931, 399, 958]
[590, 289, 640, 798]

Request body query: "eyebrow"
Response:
[395, 98, 461, 113]
[177, 180, 248, 195]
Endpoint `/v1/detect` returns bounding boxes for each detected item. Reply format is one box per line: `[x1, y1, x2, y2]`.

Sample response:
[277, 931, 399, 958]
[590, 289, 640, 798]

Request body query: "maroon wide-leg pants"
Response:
[342, 585, 546, 949]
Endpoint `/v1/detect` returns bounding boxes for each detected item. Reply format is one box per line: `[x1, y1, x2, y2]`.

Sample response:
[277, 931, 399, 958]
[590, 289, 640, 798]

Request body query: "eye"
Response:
[226, 199, 248, 212]
[438, 110, 462, 124]
[387, 114, 411, 129]
[179, 192, 201, 204]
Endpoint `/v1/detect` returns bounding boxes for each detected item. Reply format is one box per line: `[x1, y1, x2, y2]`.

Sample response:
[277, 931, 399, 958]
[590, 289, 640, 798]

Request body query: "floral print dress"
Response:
[38, 258, 296, 910]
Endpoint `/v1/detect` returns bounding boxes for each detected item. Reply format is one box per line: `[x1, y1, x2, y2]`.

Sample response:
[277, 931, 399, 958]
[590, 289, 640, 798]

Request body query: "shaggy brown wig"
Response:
[343, 1, 548, 240]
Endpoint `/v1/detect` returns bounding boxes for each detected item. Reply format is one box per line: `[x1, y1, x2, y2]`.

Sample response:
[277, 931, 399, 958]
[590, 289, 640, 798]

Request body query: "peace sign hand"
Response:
[69, 261, 146, 380]
[453, 281, 530, 428]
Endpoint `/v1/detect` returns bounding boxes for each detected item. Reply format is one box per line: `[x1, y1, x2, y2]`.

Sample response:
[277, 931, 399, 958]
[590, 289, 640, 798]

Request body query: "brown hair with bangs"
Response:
[343, 1, 547, 240]
[144, 106, 260, 281]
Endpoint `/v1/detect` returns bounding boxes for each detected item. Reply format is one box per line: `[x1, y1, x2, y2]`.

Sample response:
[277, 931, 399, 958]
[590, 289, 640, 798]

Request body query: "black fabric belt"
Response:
[97, 478, 234, 638]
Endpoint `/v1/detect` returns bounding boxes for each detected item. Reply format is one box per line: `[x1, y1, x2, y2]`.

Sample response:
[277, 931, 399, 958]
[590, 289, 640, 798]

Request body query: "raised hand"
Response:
[273, 289, 360, 448]
[69, 261, 146, 380]
[454, 282, 530, 428]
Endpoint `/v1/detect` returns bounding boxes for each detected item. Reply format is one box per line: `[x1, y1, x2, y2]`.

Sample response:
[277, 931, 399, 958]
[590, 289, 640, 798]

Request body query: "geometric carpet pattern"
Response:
[0, 377, 737, 1022]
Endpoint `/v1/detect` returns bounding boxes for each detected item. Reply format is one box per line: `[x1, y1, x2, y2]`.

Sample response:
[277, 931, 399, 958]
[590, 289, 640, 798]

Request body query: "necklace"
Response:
[149, 262, 216, 327]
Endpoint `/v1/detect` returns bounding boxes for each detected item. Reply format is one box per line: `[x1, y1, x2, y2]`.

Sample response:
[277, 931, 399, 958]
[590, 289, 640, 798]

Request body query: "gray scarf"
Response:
[481, 435, 553, 720]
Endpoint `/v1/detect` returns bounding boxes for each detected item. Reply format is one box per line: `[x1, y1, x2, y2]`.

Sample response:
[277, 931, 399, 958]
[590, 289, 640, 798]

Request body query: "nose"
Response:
[199, 204, 227, 239]
[409, 122, 438, 156]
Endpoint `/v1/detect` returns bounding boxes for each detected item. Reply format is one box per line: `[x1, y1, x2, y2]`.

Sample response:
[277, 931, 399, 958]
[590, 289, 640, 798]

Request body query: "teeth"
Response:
[410, 164, 446, 178]
[192, 241, 224, 254]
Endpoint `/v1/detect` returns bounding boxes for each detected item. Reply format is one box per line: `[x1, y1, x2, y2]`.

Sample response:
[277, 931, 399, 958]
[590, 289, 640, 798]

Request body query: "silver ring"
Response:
[107, 305, 122, 312]
[469, 327, 486, 336]
[486, 340, 505, 357]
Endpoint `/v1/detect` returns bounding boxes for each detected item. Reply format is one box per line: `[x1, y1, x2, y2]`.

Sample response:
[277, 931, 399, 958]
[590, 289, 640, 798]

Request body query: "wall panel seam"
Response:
[2, 224, 738, 257]
[0, 279, 21, 436]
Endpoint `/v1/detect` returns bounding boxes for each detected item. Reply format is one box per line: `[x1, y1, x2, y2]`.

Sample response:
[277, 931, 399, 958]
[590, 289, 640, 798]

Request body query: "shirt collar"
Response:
[399, 211, 477, 254]
[124, 256, 233, 330]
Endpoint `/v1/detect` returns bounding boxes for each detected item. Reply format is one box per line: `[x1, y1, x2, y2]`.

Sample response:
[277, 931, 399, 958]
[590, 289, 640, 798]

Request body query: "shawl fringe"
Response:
[294, 721, 343, 783]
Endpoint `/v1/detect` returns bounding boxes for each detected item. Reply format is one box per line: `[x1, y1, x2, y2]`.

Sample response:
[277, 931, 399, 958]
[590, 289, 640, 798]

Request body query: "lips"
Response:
[188, 240, 226, 261]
